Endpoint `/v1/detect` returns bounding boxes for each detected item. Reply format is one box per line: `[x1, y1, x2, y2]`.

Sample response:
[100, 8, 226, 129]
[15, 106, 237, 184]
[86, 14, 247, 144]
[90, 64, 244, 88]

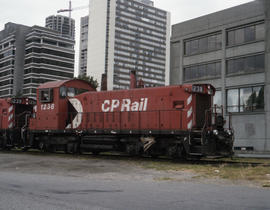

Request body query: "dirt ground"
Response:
[0, 151, 196, 182]
[0, 151, 269, 188]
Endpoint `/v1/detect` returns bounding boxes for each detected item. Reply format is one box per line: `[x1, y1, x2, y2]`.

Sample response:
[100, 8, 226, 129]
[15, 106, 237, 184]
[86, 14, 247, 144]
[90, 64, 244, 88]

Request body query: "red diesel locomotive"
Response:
[0, 79, 234, 158]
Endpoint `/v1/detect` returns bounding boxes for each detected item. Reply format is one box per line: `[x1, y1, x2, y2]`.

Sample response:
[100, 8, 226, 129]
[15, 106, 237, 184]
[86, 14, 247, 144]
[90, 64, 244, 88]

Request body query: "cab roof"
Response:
[38, 79, 95, 90]
[38, 80, 69, 89]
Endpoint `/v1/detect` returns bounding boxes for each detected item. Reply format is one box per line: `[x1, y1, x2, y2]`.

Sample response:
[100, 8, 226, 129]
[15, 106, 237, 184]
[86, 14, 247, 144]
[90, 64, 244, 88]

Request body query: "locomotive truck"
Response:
[0, 79, 234, 159]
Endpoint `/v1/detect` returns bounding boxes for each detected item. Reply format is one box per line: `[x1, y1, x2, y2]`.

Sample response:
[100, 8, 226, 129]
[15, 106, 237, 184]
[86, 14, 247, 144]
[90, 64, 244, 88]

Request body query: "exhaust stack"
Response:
[101, 73, 107, 91]
[129, 70, 137, 89]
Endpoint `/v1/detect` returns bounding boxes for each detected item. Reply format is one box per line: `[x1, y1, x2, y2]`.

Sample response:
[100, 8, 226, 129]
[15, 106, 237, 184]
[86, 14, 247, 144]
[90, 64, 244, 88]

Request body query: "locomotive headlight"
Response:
[208, 89, 213, 95]
[213, 130, 219, 135]
[207, 85, 213, 95]
[226, 130, 232, 136]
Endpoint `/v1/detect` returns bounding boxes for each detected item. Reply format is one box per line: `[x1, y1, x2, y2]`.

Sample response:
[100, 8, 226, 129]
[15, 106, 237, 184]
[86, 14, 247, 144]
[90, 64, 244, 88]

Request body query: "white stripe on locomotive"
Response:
[186, 94, 193, 130]
[187, 95, 192, 105]
[8, 105, 13, 113]
[8, 113, 13, 121]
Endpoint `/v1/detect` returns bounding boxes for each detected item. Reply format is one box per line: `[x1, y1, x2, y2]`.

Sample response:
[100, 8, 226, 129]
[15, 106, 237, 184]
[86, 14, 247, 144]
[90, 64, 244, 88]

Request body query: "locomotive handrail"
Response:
[15, 111, 31, 129]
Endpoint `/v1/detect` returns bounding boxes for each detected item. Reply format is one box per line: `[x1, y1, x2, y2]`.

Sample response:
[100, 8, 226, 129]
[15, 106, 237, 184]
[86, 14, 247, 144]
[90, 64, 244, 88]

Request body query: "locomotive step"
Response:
[82, 136, 118, 143]
[80, 144, 114, 150]
[188, 153, 203, 156]
[190, 145, 207, 153]
[190, 137, 203, 145]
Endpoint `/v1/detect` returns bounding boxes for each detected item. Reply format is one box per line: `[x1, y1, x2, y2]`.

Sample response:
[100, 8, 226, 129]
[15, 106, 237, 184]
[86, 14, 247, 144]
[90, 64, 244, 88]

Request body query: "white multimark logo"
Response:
[101, 98, 148, 112]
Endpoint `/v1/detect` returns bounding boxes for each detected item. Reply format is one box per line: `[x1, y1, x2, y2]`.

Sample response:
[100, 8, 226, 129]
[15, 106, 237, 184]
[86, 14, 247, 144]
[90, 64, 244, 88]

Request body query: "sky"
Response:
[0, 0, 253, 75]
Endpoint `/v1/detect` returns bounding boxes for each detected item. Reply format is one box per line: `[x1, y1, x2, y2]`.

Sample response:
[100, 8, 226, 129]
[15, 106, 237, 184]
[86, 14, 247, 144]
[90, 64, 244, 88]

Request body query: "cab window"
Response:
[59, 86, 89, 98]
[67, 87, 75, 97]
[39, 89, 53, 103]
[60, 86, 67, 98]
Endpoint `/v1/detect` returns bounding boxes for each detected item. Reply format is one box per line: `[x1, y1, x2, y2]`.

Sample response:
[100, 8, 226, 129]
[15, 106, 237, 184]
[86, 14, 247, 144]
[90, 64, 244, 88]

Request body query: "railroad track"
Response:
[1, 149, 270, 167]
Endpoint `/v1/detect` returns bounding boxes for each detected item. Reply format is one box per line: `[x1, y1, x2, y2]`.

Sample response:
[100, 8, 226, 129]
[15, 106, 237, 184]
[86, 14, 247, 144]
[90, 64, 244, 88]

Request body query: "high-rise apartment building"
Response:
[170, 0, 270, 153]
[86, 0, 170, 90]
[78, 16, 89, 76]
[0, 22, 75, 99]
[45, 15, 75, 40]
[23, 26, 75, 98]
[0, 23, 30, 97]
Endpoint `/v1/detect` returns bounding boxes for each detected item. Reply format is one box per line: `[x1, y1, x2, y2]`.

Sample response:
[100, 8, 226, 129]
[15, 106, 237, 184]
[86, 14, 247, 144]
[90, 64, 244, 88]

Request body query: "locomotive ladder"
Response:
[188, 130, 207, 157]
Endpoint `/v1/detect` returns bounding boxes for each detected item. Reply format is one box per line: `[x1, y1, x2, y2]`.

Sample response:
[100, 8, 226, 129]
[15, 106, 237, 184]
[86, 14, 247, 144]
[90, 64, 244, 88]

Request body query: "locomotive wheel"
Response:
[39, 141, 45, 151]
[47, 145, 56, 153]
[2, 134, 10, 150]
[92, 151, 100, 155]
[0, 136, 7, 149]
[150, 154, 158, 158]
[167, 145, 178, 158]
[22, 147, 29, 152]
[126, 143, 141, 156]
[177, 145, 187, 160]
[66, 143, 78, 154]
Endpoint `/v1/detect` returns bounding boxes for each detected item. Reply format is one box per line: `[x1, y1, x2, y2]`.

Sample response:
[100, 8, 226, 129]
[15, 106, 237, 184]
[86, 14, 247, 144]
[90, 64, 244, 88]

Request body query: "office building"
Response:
[0, 23, 30, 97]
[0, 22, 75, 99]
[23, 26, 75, 98]
[45, 15, 75, 40]
[170, 0, 270, 153]
[87, 0, 170, 90]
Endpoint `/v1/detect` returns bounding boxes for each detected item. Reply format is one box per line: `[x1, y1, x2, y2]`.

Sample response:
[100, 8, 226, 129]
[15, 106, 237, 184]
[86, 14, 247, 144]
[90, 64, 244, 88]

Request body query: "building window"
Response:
[184, 33, 222, 56]
[213, 90, 222, 106]
[184, 61, 221, 81]
[226, 86, 264, 113]
[0, 60, 12, 68]
[227, 54, 264, 75]
[226, 22, 265, 46]
[213, 90, 222, 113]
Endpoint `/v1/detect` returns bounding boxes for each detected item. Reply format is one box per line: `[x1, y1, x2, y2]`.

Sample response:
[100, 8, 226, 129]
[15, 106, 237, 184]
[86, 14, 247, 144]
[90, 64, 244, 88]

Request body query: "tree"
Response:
[74, 75, 99, 89]
[256, 87, 264, 109]
[14, 91, 23, 98]
[246, 91, 256, 111]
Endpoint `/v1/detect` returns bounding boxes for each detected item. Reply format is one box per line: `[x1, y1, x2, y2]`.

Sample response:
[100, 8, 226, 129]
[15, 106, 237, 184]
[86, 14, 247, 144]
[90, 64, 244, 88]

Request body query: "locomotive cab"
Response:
[28, 79, 96, 151]
[30, 79, 95, 131]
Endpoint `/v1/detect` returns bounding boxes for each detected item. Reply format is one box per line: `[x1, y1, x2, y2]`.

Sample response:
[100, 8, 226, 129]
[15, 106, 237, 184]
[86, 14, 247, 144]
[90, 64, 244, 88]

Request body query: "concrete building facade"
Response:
[170, 0, 270, 153]
[45, 15, 75, 40]
[87, 0, 170, 90]
[23, 26, 75, 98]
[78, 16, 89, 76]
[0, 22, 75, 99]
[0, 23, 31, 97]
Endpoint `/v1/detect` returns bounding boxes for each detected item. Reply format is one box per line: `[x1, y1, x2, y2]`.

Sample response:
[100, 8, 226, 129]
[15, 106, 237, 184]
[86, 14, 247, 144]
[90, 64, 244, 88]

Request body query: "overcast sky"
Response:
[0, 0, 253, 75]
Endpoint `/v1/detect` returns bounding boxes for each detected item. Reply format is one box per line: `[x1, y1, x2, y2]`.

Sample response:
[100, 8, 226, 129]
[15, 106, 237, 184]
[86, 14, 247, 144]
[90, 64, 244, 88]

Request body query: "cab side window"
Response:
[60, 86, 67, 98]
[59, 86, 89, 98]
[67, 87, 75, 97]
[39, 89, 53, 103]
